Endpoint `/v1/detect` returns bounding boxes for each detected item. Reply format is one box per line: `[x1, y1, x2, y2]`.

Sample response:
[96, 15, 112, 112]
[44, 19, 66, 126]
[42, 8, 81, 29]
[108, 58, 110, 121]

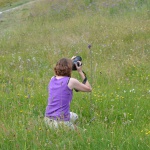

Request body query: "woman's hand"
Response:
[71, 56, 76, 60]
[75, 61, 82, 73]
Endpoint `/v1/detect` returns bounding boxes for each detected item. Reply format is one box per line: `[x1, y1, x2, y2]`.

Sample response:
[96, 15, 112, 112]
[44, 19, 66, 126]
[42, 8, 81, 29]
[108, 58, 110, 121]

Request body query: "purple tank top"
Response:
[45, 76, 73, 121]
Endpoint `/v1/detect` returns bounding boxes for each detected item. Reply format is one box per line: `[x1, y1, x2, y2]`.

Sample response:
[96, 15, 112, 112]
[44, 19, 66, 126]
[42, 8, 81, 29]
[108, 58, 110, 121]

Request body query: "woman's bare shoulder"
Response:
[68, 78, 79, 89]
[70, 77, 78, 83]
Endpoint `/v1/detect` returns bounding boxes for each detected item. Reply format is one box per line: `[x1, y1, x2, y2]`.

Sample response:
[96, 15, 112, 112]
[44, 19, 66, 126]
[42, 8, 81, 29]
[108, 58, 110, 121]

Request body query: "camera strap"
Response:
[82, 71, 87, 84]
[82, 71, 86, 77]
[82, 77, 87, 84]
[74, 71, 87, 92]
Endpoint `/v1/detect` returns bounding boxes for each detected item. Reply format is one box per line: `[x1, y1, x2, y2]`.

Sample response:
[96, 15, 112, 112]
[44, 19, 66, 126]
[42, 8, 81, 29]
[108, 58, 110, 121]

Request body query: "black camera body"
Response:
[72, 56, 82, 70]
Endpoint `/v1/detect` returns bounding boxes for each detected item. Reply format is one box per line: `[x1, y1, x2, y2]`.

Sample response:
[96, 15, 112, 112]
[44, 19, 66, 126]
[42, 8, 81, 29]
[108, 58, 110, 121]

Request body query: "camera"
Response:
[72, 56, 82, 70]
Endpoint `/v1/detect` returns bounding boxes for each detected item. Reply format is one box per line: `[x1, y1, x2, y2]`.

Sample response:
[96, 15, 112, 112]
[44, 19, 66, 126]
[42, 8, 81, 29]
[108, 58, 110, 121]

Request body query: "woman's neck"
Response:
[55, 75, 65, 79]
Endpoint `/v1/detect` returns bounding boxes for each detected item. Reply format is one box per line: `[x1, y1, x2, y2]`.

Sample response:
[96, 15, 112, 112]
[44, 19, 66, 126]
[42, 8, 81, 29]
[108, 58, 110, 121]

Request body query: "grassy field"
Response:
[0, 0, 150, 149]
[0, 0, 33, 11]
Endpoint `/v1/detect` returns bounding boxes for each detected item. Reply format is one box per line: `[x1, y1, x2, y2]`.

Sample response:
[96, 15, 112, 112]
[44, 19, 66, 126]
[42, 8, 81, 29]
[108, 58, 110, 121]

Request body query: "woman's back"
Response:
[45, 76, 73, 121]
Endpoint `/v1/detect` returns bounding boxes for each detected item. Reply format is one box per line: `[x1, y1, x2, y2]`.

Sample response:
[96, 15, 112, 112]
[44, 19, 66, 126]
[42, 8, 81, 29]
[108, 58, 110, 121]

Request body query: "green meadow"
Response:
[0, 0, 32, 11]
[0, 0, 150, 149]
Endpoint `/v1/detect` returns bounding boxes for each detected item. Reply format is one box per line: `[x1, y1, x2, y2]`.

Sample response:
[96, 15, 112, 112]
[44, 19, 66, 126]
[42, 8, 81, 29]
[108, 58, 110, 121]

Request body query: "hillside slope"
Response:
[0, 0, 150, 149]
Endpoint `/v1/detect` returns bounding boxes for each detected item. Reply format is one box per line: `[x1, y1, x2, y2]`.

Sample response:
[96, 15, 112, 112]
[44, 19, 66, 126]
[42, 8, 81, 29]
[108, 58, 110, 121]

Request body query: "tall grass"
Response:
[0, 0, 32, 11]
[0, 0, 150, 149]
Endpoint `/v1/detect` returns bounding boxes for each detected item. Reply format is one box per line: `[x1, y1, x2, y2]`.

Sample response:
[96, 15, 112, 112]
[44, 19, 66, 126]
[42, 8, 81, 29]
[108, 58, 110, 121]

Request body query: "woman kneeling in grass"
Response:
[44, 57, 92, 129]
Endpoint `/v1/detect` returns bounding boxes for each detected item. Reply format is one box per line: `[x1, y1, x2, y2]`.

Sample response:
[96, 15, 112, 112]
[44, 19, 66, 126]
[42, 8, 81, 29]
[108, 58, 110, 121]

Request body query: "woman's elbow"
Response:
[87, 87, 92, 92]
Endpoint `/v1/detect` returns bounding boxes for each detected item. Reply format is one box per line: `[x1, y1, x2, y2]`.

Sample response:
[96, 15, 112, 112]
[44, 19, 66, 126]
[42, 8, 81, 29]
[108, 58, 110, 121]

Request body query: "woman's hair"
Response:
[54, 58, 72, 77]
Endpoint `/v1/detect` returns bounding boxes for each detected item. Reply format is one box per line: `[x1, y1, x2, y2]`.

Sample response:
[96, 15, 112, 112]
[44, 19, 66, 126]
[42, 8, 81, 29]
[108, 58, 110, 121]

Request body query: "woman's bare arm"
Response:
[68, 78, 92, 92]
[68, 61, 92, 92]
